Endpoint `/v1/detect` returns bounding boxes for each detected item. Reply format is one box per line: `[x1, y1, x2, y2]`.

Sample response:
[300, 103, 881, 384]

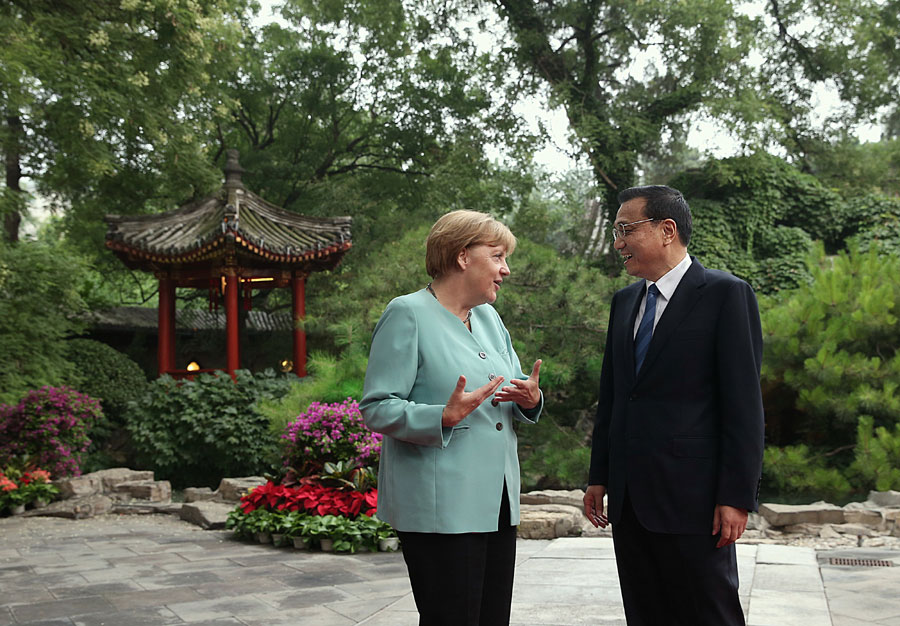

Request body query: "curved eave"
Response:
[106, 233, 352, 269]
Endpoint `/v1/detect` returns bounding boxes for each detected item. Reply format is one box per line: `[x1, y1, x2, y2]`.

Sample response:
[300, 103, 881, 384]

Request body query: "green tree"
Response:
[0, 240, 89, 403]
[1, 0, 246, 245]
[487, 0, 757, 249]
[760, 243, 900, 448]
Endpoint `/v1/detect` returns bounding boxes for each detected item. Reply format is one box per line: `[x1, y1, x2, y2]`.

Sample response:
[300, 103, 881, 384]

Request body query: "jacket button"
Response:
[478, 351, 487, 359]
[496, 422, 503, 431]
[491, 399, 499, 407]
[488, 373, 496, 380]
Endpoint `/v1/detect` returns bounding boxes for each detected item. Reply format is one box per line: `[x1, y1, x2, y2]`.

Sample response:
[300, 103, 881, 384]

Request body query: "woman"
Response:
[361, 210, 542, 626]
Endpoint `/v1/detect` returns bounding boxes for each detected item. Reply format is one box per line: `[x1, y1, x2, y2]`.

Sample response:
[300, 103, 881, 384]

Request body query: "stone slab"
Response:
[180, 502, 235, 530]
[759, 501, 845, 527]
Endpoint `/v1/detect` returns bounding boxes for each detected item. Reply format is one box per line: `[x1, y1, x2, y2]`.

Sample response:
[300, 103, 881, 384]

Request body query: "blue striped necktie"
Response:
[634, 284, 659, 374]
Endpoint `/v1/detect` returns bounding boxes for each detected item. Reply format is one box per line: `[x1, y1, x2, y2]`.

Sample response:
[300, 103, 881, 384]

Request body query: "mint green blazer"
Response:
[361, 289, 542, 533]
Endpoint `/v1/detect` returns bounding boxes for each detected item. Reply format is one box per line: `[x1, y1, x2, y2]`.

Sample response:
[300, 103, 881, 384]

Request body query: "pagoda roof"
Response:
[105, 150, 352, 273]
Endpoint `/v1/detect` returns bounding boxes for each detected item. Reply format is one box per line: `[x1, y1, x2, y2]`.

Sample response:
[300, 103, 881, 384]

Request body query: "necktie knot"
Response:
[634, 284, 659, 373]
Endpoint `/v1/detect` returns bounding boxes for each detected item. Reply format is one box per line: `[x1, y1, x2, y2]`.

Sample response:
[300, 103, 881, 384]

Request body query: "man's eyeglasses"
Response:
[611, 218, 659, 241]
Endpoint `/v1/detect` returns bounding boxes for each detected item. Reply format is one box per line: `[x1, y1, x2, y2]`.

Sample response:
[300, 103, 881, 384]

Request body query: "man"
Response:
[583, 185, 764, 625]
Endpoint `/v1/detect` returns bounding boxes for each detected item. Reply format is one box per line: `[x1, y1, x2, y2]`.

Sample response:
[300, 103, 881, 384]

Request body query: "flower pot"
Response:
[33, 498, 48, 509]
[292, 537, 309, 550]
[10, 504, 26, 516]
[378, 537, 400, 552]
[271, 533, 286, 547]
[319, 538, 334, 552]
[255, 532, 272, 544]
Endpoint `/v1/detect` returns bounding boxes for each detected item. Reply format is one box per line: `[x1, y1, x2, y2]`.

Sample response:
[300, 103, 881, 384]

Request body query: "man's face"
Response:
[613, 198, 666, 281]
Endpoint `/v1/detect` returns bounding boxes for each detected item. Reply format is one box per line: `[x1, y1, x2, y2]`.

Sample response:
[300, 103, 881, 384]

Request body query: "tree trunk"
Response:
[3, 114, 24, 243]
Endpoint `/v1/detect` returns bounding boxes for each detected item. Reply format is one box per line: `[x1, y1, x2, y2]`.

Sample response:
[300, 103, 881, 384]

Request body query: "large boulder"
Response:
[518, 504, 584, 539]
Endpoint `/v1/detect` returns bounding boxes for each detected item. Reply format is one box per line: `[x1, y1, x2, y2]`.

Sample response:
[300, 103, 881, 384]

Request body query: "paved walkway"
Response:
[1, 515, 898, 625]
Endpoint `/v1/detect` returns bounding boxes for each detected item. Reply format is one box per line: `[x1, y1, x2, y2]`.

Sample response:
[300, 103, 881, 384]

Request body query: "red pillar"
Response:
[292, 273, 307, 377]
[225, 269, 240, 377]
[157, 273, 176, 376]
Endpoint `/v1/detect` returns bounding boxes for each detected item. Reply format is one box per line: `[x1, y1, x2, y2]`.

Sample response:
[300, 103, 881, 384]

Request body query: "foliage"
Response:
[0, 386, 102, 478]
[484, 0, 760, 238]
[519, 422, 592, 491]
[280, 398, 381, 477]
[0, 241, 89, 404]
[258, 350, 370, 432]
[848, 416, 900, 492]
[125, 370, 297, 488]
[0, 0, 246, 243]
[805, 137, 900, 197]
[760, 243, 900, 448]
[671, 153, 845, 293]
[761, 445, 852, 503]
[64, 338, 148, 431]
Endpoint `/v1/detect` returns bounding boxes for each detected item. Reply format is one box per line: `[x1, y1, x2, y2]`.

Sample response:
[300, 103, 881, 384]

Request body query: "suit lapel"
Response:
[636, 258, 707, 379]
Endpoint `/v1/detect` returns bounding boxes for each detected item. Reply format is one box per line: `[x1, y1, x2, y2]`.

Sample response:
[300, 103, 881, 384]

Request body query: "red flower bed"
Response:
[239, 481, 378, 518]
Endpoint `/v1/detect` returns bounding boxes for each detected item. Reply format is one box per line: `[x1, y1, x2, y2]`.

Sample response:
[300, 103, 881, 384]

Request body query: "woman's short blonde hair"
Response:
[425, 210, 517, 278]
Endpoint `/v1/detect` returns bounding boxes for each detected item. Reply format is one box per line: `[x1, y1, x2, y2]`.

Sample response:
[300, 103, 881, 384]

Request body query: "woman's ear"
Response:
[456, 248, 469, 271]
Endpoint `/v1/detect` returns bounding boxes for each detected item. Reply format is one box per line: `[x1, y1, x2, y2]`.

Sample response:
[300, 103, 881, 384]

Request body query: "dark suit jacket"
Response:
[588, 257, 765, 535]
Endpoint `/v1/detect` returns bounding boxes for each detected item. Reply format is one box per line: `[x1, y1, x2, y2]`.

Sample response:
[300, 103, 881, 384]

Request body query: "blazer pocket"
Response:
[673, 437, 716, 458]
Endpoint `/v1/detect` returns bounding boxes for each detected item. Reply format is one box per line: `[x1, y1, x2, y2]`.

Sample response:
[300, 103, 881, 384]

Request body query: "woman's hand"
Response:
[441, 375, 505, 427]
[494, 359, 542, 409]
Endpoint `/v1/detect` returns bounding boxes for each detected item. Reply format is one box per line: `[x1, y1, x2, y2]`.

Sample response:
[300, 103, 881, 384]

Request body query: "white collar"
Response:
[646, 253, 691, 300]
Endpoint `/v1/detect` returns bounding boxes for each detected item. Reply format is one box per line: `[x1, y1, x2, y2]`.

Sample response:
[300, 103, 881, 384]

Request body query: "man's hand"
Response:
[441, 375, 505, 427]
[712, 504, 748, 548]
[494, 359, 542, 409]
[583, 484, 609, 529]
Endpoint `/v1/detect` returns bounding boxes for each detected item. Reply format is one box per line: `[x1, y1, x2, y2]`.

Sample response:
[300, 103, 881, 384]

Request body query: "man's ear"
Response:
[662, 219, 678, 245]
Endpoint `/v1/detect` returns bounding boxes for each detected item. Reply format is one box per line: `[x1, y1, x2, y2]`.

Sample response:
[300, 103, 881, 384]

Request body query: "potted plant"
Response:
[243, 508, 276, 544]
[20, 470, 58, 508]
[0, 472, 26, 515]
[375, 518, 400, 552]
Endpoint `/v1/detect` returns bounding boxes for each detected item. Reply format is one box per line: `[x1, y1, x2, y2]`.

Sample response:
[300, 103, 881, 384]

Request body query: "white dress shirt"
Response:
[633, 254, 692, 338]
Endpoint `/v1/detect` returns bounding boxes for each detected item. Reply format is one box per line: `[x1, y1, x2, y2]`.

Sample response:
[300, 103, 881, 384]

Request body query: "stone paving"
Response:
[1, 514, 899, 625]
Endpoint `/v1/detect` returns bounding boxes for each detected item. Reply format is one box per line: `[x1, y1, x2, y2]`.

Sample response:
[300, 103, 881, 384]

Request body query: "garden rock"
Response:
[91, 468, 155, 491]
[184, 487, 216, 502]
[518, 503, 584, 539]
[33, 494, 114, 519]
[113, 480, 171, 503]
[520, 489, 586, 509]
[216, 476, 267, 502]
[180, 501, 233, 530]
[759, 501, 845, 526]
[867, 490, 900, 508]
[54, 475, 102, 499]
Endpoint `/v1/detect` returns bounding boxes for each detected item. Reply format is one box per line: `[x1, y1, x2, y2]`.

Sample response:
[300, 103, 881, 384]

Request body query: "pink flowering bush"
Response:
[281, 398, 381, 476]
[0, 386, 102, 478]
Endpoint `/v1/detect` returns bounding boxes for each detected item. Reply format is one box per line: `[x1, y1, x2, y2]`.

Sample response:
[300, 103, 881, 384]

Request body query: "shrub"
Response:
[125, 369, 296, 488]
[0, 386, 102, 477]
[280, 398, 381, 477]
[65, 338, 148, 426]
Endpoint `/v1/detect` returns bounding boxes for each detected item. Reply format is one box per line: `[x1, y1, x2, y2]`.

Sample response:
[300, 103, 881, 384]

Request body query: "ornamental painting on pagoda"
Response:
[104, 149, 352, 379]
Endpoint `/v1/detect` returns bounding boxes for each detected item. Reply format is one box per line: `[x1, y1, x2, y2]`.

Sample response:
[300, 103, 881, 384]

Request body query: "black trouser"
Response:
[612, 492, 745, 626]
[397, 486, 517, 626]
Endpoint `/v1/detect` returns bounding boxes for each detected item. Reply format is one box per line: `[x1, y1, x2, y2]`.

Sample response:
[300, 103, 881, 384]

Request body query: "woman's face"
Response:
[460, 243, 510, 305]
